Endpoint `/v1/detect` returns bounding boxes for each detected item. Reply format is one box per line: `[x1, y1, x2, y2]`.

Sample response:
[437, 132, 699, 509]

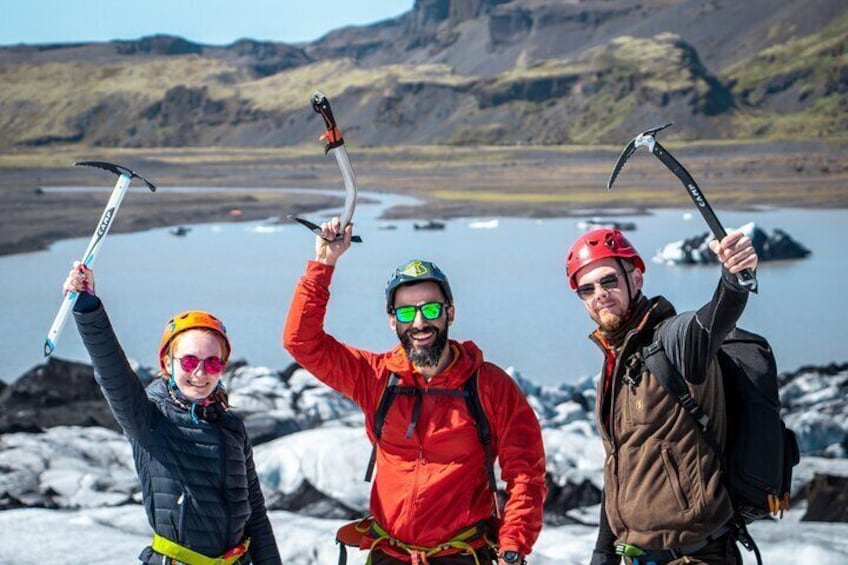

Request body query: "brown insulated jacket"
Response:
[592, 270, 750, 551]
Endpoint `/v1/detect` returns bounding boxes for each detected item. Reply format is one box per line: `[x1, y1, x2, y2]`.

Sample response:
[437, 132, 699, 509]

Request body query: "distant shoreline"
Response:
[1, 141, 845, 257]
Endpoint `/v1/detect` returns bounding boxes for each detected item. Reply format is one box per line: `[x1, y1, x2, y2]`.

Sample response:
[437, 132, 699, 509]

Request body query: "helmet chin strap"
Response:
[616, 258, 634, 300]
[169, 357, 177, 388]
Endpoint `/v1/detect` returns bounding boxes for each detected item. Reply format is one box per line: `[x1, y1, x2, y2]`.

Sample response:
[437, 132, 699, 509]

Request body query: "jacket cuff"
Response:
[720, 266, 752, 293]
[497, 540, 523, 556]
[305, 260, 335, 287]
[73, 292, 102, 314]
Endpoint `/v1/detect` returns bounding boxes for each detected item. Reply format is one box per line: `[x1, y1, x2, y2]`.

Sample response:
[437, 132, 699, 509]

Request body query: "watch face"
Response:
[502, 550, 520, 564]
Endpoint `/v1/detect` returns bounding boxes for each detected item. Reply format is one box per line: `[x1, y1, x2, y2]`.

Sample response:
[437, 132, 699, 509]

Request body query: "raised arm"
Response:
[659, 230, 759, 383]
[283, 220, 381, 408]
[66, 263, 159, 443]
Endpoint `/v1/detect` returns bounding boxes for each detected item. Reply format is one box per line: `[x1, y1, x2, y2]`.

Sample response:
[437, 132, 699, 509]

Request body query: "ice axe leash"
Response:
[607, 123, 758, 293]
[43, 161, 156, 356]
[288, 90, 362, 243]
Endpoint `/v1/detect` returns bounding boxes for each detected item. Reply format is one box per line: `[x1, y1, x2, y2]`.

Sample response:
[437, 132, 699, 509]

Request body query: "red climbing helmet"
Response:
[565, 228, 645, 289]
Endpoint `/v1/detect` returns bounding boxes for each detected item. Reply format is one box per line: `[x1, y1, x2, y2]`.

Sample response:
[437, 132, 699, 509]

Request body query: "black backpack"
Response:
[364, 371, 500, 515]
[643, 327, 800, 562]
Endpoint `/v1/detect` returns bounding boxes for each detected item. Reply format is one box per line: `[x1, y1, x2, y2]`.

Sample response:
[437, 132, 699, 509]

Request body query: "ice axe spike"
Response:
[607, 123, 758, 293]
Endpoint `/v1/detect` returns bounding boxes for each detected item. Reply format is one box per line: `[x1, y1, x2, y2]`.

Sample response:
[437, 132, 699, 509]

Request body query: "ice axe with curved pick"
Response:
[607, 123, 758, 293]
[43, 161, 157, 356]
[288, 91, 362, 243]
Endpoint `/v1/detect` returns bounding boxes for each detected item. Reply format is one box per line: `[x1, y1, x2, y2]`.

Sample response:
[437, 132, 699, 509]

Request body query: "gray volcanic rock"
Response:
[802, 473, 848, 522]
[780, 362, 848, 457]
[2, 358, 846, 526]
[0, 358, 120, 434]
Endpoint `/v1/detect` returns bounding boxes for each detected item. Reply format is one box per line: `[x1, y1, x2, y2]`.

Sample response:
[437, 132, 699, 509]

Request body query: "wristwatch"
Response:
[501, 550, 522, 564]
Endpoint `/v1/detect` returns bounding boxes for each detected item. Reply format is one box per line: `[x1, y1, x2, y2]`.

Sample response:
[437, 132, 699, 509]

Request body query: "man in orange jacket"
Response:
[283, 218, 547, 565]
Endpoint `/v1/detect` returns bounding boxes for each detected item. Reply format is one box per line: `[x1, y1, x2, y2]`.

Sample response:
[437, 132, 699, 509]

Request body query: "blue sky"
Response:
[0, 0, 415, 46]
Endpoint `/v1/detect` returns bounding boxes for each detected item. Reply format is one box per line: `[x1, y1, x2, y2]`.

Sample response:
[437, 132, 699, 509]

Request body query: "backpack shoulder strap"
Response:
[364, 373, 401, 482]
[642, 338, 721, 454]
[463, 371, 501, 517]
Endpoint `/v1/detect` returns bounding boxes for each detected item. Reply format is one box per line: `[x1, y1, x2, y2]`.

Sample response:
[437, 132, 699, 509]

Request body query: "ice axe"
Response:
[607, 123, 758, 293]
[288, 91, 362, 243]
[43, 161, 157, 356]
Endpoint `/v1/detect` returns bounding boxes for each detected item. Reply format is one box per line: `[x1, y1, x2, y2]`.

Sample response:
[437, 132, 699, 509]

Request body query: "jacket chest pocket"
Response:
[622, 359, 654, 426]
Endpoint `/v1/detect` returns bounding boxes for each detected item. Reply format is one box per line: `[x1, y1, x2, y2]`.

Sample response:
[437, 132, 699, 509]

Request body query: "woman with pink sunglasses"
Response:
[63, 262, 281, 565]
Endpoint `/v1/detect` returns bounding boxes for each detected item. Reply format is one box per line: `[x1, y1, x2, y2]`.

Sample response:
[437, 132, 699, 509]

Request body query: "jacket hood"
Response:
[384, 339, 485, 388]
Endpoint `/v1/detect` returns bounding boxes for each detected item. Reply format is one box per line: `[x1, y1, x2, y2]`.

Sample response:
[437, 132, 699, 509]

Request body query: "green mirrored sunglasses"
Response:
[393, 301, 445, 324]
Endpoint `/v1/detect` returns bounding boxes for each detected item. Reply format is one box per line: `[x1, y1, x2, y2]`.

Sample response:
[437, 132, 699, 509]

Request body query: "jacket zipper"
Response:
[177, 491, 187, 544]
[218, 425, 231, 546]
[608, 328, 640, 535]
[405, 382, 426, 527]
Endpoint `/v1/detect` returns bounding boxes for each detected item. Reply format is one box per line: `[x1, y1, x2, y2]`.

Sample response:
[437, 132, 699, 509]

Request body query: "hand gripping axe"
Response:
[289, 91, 362, 243]
[607, 123, 758, 293]
[43, 161, 157, 356]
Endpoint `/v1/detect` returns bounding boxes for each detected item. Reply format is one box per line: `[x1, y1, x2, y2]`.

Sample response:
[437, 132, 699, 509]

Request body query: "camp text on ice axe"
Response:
[606, 123, 758, 293]
[43, 161, 157, 356]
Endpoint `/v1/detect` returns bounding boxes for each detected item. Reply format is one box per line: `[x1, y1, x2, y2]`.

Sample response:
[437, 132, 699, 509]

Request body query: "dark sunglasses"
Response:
[174, 355, 225, 375]
[575, 272, 626, 300]
[393, 301, 445, 324]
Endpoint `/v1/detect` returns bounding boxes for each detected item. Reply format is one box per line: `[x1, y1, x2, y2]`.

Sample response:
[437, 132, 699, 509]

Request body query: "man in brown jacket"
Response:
[565, 228, 759, 565]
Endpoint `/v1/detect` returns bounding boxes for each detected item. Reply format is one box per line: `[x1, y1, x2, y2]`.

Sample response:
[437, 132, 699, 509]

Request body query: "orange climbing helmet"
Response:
[157, 310, 231, 372]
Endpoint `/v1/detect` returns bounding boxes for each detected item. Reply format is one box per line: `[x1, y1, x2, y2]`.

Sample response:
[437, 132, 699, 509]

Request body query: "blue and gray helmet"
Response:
[385, 259, 453, 313]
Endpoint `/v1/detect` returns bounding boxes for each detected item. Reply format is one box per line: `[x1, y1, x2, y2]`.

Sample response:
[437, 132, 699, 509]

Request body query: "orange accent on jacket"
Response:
[283, 261, 547, 557]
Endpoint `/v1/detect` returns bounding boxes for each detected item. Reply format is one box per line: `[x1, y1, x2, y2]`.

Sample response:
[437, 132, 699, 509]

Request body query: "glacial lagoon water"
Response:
[1, 190, 843, 385]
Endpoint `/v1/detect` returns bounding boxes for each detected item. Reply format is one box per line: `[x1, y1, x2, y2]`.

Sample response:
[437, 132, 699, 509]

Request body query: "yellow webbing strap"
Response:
[151, 534, 249, 565]
[365, 519, 492, 565]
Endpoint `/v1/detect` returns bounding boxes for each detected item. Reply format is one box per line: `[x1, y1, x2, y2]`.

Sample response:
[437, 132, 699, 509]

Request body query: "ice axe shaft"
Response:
[43, 162, 156, 356]
[607, 123, 758, 293]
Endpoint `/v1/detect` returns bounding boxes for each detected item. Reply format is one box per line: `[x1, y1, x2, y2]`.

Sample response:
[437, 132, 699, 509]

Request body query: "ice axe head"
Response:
[311, 90, 343, 152]
[606, 122, 674, 191]
[74, 161, 157, 192]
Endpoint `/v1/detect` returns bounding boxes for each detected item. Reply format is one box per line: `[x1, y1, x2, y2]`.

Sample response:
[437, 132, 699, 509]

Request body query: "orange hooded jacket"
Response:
[283, 261, 547, 558]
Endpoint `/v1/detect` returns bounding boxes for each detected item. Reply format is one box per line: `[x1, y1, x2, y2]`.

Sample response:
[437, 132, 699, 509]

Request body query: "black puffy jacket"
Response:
[73, 294, 281, 564]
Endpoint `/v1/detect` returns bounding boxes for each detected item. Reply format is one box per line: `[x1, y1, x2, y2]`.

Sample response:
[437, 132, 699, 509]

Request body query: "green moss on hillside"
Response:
[728, 13, 848, 139]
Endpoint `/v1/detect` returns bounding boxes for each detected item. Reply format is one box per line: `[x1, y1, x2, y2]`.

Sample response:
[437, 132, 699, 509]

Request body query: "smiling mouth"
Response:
[410, 329, 436, 345]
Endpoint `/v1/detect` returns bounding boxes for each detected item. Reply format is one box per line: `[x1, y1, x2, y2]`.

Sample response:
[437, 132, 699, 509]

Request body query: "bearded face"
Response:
[397, 321, 449, 367]
[574, 258, 643, 334]
[389, 281, 454, 369]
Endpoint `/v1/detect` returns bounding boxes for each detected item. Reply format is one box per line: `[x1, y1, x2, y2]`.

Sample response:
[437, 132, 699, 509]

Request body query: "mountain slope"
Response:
[0, 0, 845, 147]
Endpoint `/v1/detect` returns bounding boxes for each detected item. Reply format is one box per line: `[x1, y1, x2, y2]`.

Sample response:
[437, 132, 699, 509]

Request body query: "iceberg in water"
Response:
[654, 222, 811, 265]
